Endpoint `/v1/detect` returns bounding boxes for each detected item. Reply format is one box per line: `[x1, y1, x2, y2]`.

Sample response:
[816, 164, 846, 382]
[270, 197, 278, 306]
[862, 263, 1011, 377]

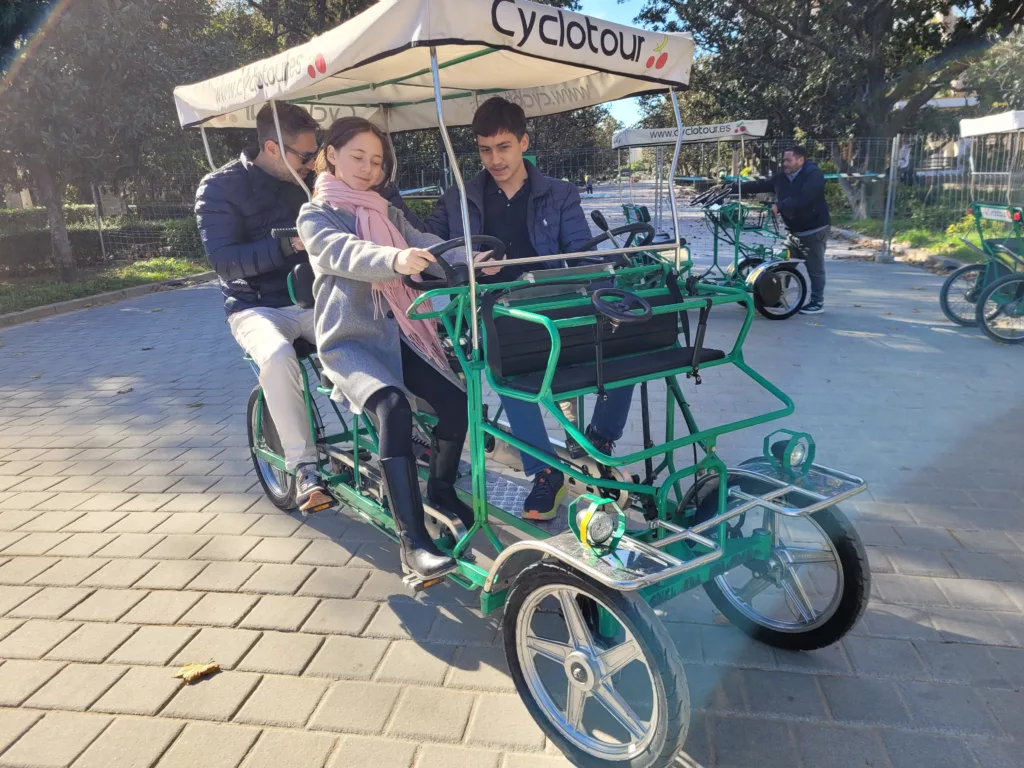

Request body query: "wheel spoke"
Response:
[598, 639, 642, 677]
[782, 566, 817, 622]
[565, 684, 587, 730]
[735, 575, 772, 604]
[525, 633, 573, 663]
[558, 591, 596, 653]
[593, 680, 647, 741]
[779, 545, 836, 566]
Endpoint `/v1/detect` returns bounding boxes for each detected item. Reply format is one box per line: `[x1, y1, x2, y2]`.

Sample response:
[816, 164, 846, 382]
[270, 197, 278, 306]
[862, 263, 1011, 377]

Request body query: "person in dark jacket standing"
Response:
[738, 146, 830, 313]
[194, 103, 330, 512]
[419, 97, 634, 521]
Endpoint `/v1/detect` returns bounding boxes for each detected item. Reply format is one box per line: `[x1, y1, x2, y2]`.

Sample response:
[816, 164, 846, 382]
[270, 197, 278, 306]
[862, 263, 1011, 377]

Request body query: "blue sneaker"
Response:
[799, 301, 824, 314]
[585, 425, 616, 456]
[523, 468, 566, 521]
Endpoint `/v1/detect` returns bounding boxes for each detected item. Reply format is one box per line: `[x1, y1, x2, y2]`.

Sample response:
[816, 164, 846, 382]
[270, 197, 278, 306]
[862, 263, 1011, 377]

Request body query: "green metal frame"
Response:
[700, 201, 796, 289]
[248, 257, 801, 613]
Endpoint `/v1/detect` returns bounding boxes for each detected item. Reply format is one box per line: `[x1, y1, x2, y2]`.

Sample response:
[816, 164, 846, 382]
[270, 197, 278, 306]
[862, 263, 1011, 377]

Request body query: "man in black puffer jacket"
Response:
[736, 146, 831, 314]
[195, 103, 330, 512]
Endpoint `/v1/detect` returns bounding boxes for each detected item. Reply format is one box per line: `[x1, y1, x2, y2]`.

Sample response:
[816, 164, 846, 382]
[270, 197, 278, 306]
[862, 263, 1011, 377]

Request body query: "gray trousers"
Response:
[797, 227, 829, 304]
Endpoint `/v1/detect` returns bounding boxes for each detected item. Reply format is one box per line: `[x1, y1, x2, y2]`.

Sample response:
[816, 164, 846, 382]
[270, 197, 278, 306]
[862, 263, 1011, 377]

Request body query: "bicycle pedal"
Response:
[401, 566, 456, 592]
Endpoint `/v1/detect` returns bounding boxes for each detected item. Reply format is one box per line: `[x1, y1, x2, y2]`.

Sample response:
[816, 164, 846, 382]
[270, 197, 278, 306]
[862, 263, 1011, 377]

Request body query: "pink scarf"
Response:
[313, 172, 449, 373]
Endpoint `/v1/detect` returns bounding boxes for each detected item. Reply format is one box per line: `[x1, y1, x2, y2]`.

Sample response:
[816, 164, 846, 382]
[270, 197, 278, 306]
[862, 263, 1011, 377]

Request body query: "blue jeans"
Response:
[499, 386, 634, 477]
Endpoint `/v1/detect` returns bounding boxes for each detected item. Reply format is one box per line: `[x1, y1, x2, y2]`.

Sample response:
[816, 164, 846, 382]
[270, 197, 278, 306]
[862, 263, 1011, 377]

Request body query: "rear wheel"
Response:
[681, 473, 869, 650]
[504, 561, 689, 768]
[976, 273, 1024, 344]
[940, 262, 1006, 326]
[753, 264, 807, 320]
[247, 386, 297, 510]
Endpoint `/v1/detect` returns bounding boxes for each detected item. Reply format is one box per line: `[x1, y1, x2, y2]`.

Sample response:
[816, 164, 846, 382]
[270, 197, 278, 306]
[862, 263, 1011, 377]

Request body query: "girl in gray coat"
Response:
[296, 117, 472, 580]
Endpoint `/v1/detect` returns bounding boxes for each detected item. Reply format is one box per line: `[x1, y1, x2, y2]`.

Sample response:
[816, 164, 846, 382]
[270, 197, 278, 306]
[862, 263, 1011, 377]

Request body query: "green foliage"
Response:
[404, 199, 438, 223]
[0, 205, 97, 236]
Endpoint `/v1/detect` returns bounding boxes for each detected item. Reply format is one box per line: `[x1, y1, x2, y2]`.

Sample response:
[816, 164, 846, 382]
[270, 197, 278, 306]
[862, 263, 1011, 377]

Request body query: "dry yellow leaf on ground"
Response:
[172, 662, 220, 684]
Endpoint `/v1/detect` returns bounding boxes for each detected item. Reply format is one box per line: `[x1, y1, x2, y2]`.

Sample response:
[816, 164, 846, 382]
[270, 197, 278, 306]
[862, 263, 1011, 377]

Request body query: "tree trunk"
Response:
[27, 157, 76, 282]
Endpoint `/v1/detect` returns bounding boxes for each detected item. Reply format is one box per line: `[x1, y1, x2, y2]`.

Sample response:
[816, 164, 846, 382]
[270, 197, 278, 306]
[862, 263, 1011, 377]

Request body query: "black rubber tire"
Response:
[735, 257, 763, 280]
[937, 264, 1007, 327]
[683, 473, 869, 651]
[246, 386, 297, 511]
[976, 273, 1024, 344]
[753, 264, 806, 320]
[503, 560, 689, 768]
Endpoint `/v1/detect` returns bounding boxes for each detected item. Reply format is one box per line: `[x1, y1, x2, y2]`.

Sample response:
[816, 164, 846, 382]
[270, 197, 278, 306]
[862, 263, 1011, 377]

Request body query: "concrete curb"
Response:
[0, 271, 217, 329]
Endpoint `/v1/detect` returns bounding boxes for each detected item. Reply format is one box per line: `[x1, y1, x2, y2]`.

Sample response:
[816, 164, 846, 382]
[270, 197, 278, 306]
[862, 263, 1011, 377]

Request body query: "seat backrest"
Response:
[485, 293, 682, 381]
[289, 262, 316, 309]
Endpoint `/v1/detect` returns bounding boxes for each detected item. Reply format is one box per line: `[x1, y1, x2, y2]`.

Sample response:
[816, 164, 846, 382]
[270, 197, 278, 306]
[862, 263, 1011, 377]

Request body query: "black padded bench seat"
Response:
[485, 291, 724, 397]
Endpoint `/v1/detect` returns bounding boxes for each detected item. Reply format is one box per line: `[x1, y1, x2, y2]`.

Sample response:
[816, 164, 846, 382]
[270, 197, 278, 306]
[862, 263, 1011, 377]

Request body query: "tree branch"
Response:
[731, 0, 829, 54]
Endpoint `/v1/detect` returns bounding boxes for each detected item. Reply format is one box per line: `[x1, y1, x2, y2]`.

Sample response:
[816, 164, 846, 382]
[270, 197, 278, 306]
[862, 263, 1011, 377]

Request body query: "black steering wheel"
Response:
[403, 235, 507, 292]
[591, 288, 652, 325]
[577, 222, 656, 253]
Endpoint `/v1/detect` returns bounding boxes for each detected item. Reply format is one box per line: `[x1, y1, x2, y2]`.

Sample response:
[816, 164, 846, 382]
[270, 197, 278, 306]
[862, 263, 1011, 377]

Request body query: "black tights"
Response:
[364, 343, 468, 459]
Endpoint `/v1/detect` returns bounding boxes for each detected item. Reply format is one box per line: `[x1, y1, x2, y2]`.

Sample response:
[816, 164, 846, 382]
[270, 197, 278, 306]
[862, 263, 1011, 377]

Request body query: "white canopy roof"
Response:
[959, 110, 1024, 138]
[173, 0, 694, 133]
[611, 120, 768, 149]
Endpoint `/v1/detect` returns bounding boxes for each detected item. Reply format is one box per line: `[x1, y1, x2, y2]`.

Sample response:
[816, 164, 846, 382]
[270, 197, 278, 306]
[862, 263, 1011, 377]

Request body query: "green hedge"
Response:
[0, 205, 98, 236]
[0, 217, 203, 277]
[405, 198, 438, 222]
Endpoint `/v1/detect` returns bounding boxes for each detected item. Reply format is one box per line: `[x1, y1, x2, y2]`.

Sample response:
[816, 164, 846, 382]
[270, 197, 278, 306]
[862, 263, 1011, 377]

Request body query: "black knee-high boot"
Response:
[380, 455, 455, 579]
[426, 436, 474, 531]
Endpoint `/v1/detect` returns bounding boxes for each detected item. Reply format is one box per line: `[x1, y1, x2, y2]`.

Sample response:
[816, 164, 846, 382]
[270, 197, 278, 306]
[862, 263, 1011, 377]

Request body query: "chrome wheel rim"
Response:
[762, 270, 804, 316]
[251, 401, 291, 498]
[982, 278, 1024, 341]
[944, 265, 985, 322]
[516, 584, 661, 759]
[714, 506, 844, 632]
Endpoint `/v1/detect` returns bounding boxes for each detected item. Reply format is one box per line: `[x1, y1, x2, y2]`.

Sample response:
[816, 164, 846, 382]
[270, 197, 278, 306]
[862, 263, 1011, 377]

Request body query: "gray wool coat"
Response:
[296, 200, 463, 413]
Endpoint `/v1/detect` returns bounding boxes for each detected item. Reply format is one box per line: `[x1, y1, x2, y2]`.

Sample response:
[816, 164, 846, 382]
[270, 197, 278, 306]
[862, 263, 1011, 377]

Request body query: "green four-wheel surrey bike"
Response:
[175, 2, 869, 765]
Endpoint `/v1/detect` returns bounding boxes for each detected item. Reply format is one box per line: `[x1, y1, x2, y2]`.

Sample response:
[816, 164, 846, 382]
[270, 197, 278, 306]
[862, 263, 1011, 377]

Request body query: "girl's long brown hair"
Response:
[314, 116, 395, 192]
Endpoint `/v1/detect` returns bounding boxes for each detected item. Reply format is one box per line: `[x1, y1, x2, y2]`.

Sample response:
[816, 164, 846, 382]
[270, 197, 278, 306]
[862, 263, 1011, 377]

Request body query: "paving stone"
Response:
[684, 664, 746, 713]
[843, 636, 928, 680]
[71, 717, 184, 768]
[198, 513, 257, 535]
[0, 617, 21, 640]
[0, 584, 39, 614]
[968, 739, 1024, 768]
[700, 625, 777, 669]
[94, 533, 164, 559]
[105, 513, 170, 534]
[122, 591, 203, 625]
[241, 730, 337, 768]
[710, 715, 800, 768]
[143, 534, 212, 560]
[178, 592, 258, 628]
[0, 510, 42, 531]
[152, 512, 214, 534]
[233, 674, 329, 728]
[897, 681, 1000, 734]
[29, 558, 108, 587]
[943, 550, 1020, 582]
[63, 589, 147, 623]
[463, 692, 542, 750]
[820, 676, 911, 726]
[296, 539, 354, 567]
[934, 577, 1010, 611]
[502, 756, 574, 768]
[951, 530, 1022, 553]
[107, 625, 197, 667]
[308, 681, 402, 735]
[44, 533, 118, 557]
[116, 493, 175, 512]
[171, 627, 262, 670]
[355, 570, 412, 602]
[25, 662, 127, 711]
[193, 535, 263, 561]
[136, 560, 208, 591]
[742, 669, 828, 719]
[0, 619, 81, 659]
[292, 566, 366, 600]
[374, 640, 457, 686]
[75, 493, 136, 512]
[987, 646, 1024, 687]
[881, 730, 978, 768]
[413, 744, 498, 768]
[186, 561, 260, 593]
[155, 722, 261, 768]
[426, 605, 499, 647]
[238, 595, 318, 631]
[239, 563, 314, 595]
[930, 608, 1017, 646]
[7, 586, 93, 619]
[244, 514, 303, 538]
[236, 630, 322, 676]
[0, 659, 66, 706]
[304, 635, 390, 680]
[161, 670, 262, 722]
[971, 688, 1024, 738]
[0, 709, 43, 756]
[1, 532, 69, 556]
[793, 723, 890, 768]
[202, 494, 259, 514]
[125, 476, 181, 494]
[885, 547, 958, 577]
[46, 623, 136, 663]
[0, 711, 112, 768]
[81, 559, 157, 588]
[90, 665, 185, 716]
[362, 599, 437, 641]
[443, 645, 515, 692]
[872, 574, 949, 607]
[914, 640, 1010, 687]
[0, 492, 58, 510]
[301, 599, 376, 636]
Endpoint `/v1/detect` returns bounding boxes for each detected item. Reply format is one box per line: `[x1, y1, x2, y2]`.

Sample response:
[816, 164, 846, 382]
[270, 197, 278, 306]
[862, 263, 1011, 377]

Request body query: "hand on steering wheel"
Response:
[591, 288, 652, 326]
[403, 235, 507, 292]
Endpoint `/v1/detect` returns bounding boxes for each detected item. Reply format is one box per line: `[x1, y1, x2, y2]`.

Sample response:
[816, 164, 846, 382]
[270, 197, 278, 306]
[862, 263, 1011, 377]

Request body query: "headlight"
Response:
[570, 495, 626, 554]
[765, 430, 816, 476]
[788, 439, 807, 469]
[582, 509, 616, 547]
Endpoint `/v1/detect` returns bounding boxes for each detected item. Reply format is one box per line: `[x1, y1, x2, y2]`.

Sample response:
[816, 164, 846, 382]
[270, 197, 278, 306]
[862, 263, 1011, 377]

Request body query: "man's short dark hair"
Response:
[471, 97, 527, 140]
[784, 145, 808, 160]
[256, 103, 319, 150]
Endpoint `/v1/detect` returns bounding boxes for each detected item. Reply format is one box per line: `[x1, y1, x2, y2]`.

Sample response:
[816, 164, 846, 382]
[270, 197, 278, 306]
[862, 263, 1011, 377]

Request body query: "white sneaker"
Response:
[296, 463, 332, 513]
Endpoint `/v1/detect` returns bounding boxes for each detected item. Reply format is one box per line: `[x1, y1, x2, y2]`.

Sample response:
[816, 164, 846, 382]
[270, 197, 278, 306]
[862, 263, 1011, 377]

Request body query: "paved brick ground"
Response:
[1, 241, 1024, 768]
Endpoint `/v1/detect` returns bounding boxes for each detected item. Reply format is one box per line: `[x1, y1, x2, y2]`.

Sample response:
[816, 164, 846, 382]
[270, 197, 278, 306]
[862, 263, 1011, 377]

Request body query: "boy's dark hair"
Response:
[784, 145, 808, 160]
[471, 97, 527, 139]
[256, 103, 319, 151]
[315, 116, 395, 192]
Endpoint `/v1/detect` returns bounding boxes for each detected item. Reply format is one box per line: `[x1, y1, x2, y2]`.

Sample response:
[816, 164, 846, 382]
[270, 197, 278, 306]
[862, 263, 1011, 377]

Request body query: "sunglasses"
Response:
[280, 142, 319, 165]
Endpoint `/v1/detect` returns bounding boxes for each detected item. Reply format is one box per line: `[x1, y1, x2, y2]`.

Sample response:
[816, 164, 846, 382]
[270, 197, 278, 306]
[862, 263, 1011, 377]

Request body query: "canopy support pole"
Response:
[738, 135, 744, 203]
[380, 105, 398, 188]
[668, 88, 685, 270]
[429, 47, 479, 353]
[200, 128, 217, 172]
[270, 100, 312, 201]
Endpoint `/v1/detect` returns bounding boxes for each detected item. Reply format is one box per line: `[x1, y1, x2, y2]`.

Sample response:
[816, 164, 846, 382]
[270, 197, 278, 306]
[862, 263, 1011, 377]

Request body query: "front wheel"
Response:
[683, 473, 869, 651]
[753, 264, 807, 320]
[247, 386, 297, 510]
[503, 561, 689, 768]
[940, 262, 1007, 326]
[976, 273, 1024, 344]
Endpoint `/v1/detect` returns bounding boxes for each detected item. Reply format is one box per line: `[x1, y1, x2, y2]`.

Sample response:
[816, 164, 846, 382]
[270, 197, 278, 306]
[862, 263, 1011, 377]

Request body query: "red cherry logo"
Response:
[315, 54, 326, 74]
[646, 55, 655, 68]
[655, 52, 668, 69]
[307, 64, 316, 78]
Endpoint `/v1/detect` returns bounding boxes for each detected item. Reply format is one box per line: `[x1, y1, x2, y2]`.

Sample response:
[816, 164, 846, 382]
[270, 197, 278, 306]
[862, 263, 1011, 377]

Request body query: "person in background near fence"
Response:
[734, 145, 830, 314]
[585, 173, 594, 195]
[194, 103, 331, 513]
